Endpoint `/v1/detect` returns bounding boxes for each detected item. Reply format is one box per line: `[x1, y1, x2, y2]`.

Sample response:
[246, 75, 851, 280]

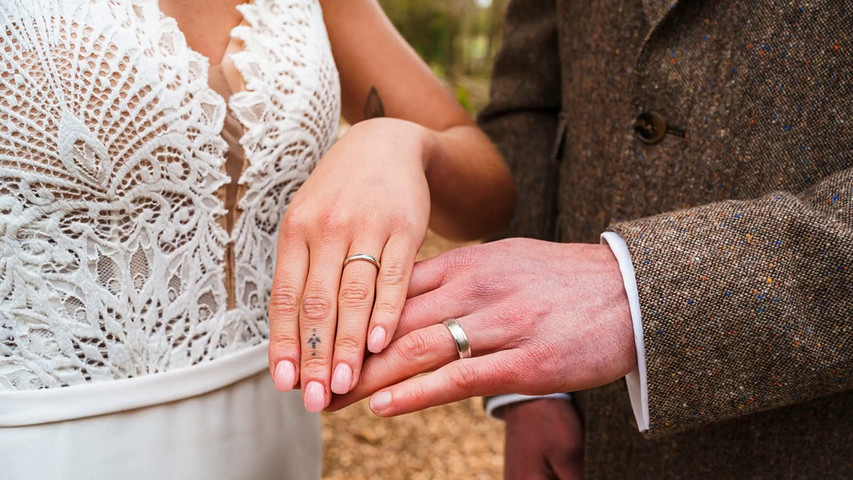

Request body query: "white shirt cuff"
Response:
[484, 393, 573, 419]
[601, 232, 649, 432]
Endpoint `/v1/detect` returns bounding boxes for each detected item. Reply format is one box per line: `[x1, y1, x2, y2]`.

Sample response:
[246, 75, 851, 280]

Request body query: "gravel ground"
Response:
[321, 398, 503, 480]
[321, 232, 505, 480]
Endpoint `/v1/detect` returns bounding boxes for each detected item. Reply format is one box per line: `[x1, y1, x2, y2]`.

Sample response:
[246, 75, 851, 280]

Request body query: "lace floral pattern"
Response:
[0, 0, 340, 390]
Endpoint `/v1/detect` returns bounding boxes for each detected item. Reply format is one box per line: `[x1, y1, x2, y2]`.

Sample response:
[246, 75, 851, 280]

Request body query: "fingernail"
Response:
[367, 326, 387, 354]
[331, 363, 353, 394]
[370, 391, 393, 413]
[273, 361, 296, 392]
[304, 381, 326, 412]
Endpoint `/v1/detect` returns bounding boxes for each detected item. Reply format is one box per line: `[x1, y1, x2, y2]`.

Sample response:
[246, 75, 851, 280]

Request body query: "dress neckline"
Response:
[156, 2, 253, 310]
[156, 0, 250, 68]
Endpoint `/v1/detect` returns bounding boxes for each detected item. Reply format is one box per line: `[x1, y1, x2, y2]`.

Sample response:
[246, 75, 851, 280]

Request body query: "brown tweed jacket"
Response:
[479, 0, 853, 478]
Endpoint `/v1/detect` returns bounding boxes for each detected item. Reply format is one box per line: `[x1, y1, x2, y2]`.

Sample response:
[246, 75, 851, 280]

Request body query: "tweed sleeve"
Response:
[610, 168, 853, 436]
[477, 0, 562, 242]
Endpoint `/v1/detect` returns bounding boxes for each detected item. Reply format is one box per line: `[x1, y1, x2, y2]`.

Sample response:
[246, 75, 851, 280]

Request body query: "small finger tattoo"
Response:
[308, 329, 321, 356]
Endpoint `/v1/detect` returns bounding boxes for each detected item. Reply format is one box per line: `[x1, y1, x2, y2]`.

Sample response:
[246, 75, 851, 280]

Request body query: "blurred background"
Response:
[382, 0, 510, 114]
[322, 1, 510, 479]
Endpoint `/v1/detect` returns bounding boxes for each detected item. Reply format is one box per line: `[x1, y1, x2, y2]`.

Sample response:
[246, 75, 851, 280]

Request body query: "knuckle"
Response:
[528, 338, 566, 379]
[378, 261, 407, 287]
[301, 355, 330, 371]
[334, 335, 364, 355]
[409, 381, 429, 405]
[372, 301, 400, 320]
[437, 245, 478, 282]
[461, 274, 510, 300]
[399, 331, 432, 362]
[388, 215, 416, 235]
[451, 362, 481, 390]
[268, 286, 301, 316]
[505, 352, 540, 389]
[281, 210, 308, 236]
[300, 294, 334, 322]
[269, 337, 300, 353]
[451, 245, 479, 268]
[338, 280, 373, 306]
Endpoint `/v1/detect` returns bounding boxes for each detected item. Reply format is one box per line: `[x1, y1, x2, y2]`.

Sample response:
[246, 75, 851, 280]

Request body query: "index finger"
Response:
[268, 226, 309, 392]
[367, 350, 520, 416]
[328, 313, 506, 411]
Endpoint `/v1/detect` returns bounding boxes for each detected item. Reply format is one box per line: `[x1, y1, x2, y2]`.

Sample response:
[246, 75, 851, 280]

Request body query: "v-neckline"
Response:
[156, 0, 249, 68]
[154, 1, 254, 312]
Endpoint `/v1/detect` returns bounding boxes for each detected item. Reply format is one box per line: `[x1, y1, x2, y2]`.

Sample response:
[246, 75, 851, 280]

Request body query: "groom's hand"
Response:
[503, 399, 584, 480]
[327, 238, 636, 415]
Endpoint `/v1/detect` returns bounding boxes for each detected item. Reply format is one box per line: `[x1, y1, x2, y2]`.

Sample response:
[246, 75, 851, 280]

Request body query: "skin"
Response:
[502, 399, 584, 480]
[327, 239, 635, 415]
[158, 0, 516, 412]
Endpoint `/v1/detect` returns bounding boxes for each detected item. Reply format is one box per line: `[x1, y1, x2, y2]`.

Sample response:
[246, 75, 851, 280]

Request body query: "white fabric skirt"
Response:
[0, 345, 321, 480]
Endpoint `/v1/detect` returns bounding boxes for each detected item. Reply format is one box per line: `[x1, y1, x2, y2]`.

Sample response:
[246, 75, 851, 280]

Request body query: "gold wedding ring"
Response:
[442, 318, 472, 359]
[343, 253, 381, 270]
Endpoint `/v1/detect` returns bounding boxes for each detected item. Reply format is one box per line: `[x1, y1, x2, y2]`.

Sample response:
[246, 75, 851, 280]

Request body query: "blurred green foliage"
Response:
[378, 0, 509, 113]
[454, 84, 472, 112]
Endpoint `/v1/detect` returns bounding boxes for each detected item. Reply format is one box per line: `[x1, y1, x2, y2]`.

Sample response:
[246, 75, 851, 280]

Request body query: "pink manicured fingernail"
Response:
[273, 361, 296, 392]
[367, 327, 387, 354]
[304, 381, 326, 412]
[331, 363, 353, 395]
[370, 391, 393, 413]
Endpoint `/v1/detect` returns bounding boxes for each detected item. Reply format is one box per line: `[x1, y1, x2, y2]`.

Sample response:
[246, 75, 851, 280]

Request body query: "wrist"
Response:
[597, 242, 638, 378]
[349, 117, 435, 171]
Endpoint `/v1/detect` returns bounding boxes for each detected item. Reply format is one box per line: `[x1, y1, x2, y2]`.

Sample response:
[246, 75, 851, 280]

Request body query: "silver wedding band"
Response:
[343, 254, 380, 270]
[442, 318, 472, 360]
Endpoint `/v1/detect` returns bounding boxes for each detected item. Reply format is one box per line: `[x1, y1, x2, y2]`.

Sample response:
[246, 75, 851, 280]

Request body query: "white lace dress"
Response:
[0, 0, 340, 478]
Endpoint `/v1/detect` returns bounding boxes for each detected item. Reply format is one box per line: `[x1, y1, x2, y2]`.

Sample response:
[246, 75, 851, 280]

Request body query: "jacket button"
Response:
[634, 111, 668, 145]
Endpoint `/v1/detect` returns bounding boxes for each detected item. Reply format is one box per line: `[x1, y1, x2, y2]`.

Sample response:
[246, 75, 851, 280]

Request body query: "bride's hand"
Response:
[268, 117, 433, 412]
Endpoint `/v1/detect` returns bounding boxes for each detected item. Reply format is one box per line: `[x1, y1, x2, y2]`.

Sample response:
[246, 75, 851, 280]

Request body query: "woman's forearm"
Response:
[422, 124, 516, 241]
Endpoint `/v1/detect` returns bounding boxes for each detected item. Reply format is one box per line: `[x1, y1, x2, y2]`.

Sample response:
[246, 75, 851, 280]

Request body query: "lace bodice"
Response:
[0, 0, 341, 391]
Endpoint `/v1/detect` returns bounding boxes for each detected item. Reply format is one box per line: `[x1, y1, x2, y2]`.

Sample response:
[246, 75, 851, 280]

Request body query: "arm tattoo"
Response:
[308, 329, 321, 356]
[363, 86, 386, 119]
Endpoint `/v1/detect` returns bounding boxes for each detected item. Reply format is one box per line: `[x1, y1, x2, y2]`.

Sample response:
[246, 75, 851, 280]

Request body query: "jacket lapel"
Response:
[634, 0, 682, 71]
[641, 0, 680, 33]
